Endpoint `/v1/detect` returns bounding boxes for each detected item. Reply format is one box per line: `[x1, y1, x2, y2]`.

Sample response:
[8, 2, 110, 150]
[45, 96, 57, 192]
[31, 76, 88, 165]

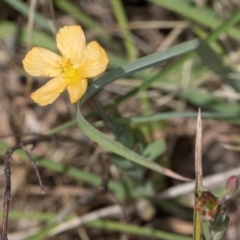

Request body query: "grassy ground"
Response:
[0, 0, 240, 239]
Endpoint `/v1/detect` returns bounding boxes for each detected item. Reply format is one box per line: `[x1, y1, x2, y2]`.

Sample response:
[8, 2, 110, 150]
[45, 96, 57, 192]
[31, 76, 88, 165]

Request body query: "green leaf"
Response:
[143, 140, 165, 161]
[202, 221, 213, 240]
[213, 216, 229, 240]
[80, 39, 200, 103]
[77, 108, 188, 181]
[77, 39, 200, 181]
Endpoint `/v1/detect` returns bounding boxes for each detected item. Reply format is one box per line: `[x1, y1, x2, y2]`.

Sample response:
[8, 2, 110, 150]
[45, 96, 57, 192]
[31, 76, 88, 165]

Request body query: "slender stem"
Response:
[193, 109, 203, 240]
[0, 136, 52, 239]
[0, 150, 12, 240]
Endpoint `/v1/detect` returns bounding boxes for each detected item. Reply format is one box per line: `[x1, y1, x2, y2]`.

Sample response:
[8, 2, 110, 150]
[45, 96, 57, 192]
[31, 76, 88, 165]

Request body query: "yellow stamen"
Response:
[65, 65, 77, 79]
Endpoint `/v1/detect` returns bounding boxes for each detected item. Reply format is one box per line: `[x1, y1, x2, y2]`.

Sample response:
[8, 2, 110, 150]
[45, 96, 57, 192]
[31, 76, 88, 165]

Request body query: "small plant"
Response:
[1, 2, 240, 239]
[193, 110, 239, 240]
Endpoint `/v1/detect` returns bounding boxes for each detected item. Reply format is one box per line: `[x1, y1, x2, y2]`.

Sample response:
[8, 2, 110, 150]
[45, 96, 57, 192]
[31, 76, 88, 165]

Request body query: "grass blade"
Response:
[4, 0, 51, 31]
[77, 107, 189, 181]
[80, 39, 200, 103]
[110, 0, 137, 60]
[149, 0, 240, 41]
[77, 40, 200, 181]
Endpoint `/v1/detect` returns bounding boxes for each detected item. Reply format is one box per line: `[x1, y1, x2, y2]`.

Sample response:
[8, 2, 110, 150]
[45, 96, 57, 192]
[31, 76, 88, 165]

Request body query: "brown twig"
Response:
[25, 151, 45, 194]
[0, 150, 12, 240]
[0, 136, 52, 239]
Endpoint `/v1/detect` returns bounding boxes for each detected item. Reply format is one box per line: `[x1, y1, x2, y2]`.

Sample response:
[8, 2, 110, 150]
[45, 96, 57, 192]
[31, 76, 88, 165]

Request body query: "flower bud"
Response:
[226, 175, 239, 195]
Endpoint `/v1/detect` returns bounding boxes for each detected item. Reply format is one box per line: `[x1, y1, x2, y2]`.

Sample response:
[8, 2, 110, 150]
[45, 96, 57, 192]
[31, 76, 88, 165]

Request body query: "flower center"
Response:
[58, 58, 82, 84]
[65, 65, 77, 79]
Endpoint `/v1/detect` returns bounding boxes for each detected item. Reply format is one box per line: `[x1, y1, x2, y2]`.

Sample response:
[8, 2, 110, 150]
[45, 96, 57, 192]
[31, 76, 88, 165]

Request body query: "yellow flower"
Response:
[23, 25, 109, 106]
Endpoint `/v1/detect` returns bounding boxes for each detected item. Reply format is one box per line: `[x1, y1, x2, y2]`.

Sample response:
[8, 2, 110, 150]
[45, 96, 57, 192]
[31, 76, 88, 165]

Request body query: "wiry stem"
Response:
[0, 136, 51, 239]
[193, 108, 203, 240]
[0, 150, 12, 240]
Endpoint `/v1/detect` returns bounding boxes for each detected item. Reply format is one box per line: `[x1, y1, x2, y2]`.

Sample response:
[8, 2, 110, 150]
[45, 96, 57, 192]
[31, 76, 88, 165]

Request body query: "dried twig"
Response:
[0, 150, 12, 240]
[25, 151, 45, 194]
[193, 108, 203, 240]
[0, 136, 52, 239]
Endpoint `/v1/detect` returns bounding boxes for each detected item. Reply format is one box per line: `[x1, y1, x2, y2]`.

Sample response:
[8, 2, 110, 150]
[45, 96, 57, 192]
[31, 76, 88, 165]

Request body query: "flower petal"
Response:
[31, 77, 67, 106]
[67, 79, 88, 104]
[80, 41, 109, 79]
[23, 47, 62, 77]
[56, 25, 86, 65]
